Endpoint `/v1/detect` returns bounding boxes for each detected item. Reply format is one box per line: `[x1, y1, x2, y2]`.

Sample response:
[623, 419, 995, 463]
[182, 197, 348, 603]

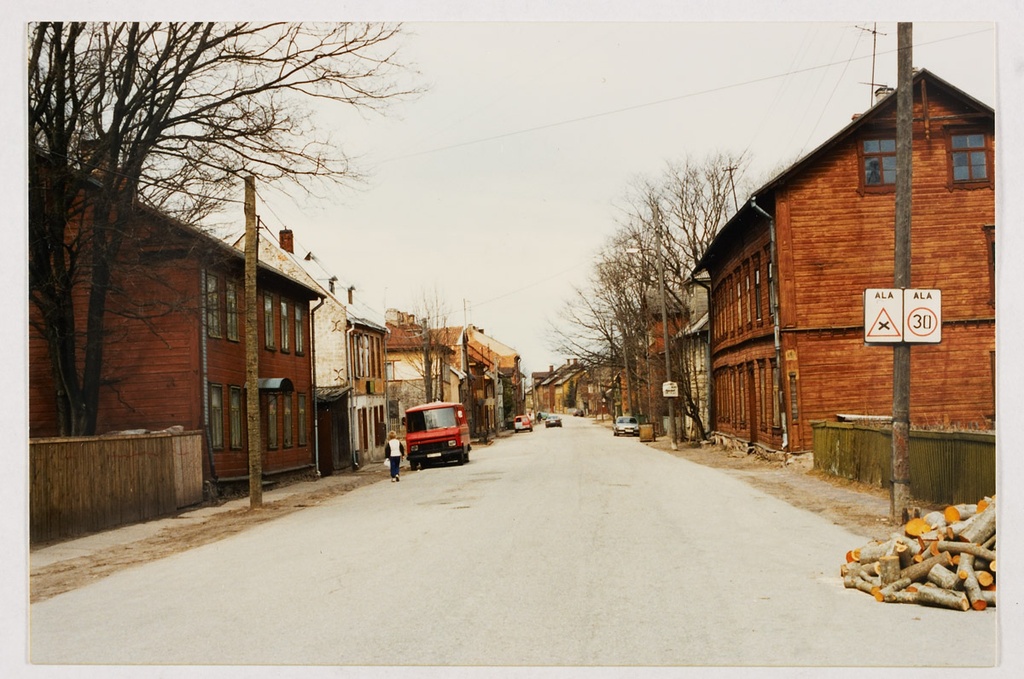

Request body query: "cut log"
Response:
[910, 587, 971, 611]
[980, 590, 996, 608]
[957, 554, 988, 611]
[944, 503, 977, 523]
[879, 577, 913, 602]
[878, 555, 902, 586]
[844, 573, 878, 597]
[899, 551, 954, 583]
[959, 502, 996, 545]
[857, 539, 896, 565]
[976, 571, 994, 588]
[904, 517, 931, 537]
[923, 510, 947, 530]
[930, 541, 997, 563]
[926, 563, 961, 591]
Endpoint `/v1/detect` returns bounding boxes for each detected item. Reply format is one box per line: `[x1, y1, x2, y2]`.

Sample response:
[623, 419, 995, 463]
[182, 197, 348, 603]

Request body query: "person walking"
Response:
[385, 430, 405, 482]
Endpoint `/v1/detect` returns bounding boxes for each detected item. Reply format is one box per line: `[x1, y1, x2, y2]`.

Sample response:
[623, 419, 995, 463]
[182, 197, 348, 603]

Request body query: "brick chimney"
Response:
[279, 229, 294, 253]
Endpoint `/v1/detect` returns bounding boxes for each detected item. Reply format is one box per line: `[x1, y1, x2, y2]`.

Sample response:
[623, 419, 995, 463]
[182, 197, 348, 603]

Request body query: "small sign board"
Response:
[662, 381, 679, 398]
[903, 289, 942, 343]
[864, 289, 903, 343]
[864, 288, 942, 344]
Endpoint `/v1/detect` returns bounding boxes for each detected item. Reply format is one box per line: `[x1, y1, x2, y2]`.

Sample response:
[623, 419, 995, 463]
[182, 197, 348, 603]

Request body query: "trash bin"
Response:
[639, 424, 655, 442]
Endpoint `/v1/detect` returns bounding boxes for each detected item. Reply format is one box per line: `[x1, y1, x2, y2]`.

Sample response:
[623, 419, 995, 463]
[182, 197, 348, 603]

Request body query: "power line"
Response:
[377, 27, 991, 166]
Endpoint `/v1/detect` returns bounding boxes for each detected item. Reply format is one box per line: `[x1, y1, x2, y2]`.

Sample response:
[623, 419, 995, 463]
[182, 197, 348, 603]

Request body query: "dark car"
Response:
[612, 416, 639, 436]
[544, 414, 562, 428]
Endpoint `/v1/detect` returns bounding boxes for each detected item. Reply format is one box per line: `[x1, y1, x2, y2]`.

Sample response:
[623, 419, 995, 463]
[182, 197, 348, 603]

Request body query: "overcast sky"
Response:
[243, 16, 997, 377]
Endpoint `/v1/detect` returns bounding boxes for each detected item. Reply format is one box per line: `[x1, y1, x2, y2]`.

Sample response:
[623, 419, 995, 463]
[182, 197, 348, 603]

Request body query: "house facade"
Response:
[29, 205, 322, 486]
[694, 70, 995, 453]
[384, 308, 460, 433]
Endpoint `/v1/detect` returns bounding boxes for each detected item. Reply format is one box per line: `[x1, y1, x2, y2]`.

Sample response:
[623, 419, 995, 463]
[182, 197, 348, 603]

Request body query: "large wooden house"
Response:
[693, 69, 995, 453]
[29, 202, 322, 486]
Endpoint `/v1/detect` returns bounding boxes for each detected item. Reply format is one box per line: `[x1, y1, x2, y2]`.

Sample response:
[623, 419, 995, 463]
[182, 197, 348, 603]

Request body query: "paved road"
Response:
[30, 416, 996, 668]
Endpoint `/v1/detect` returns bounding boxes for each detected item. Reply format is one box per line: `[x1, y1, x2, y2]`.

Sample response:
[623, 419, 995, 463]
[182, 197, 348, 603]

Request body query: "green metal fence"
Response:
[811, 421, 995, 505]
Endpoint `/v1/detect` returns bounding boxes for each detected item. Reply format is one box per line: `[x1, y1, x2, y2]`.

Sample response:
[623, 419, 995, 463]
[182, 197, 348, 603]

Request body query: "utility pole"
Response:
[656, 210, 678, 451]
[244, 176, 263, 508]
[891, 22, 913, 524]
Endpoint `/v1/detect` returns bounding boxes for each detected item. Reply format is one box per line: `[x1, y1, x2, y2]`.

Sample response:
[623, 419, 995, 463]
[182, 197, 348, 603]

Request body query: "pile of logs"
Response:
[841, 496, 996, 611]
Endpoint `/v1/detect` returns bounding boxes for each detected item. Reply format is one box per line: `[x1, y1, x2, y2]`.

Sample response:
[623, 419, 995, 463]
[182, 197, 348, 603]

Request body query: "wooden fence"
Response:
[811, 421, 995, 505]
[30, 431, 204, 544]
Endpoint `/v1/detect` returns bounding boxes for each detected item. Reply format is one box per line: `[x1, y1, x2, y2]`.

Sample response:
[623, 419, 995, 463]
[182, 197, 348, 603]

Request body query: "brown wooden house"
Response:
[693, 69, 995, 453]
[29, 201, 322, 487]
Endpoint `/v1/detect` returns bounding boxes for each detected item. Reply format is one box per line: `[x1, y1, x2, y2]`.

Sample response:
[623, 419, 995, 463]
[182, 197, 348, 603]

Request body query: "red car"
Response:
[514, 415, 533, 432]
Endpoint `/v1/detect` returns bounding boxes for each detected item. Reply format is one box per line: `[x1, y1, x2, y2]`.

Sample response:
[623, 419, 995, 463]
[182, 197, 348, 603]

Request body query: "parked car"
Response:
[573, 409, 584, 417]
[545, 414, 562, 428]
[612, 416, 639, 436]
[514, 415, 533, 432]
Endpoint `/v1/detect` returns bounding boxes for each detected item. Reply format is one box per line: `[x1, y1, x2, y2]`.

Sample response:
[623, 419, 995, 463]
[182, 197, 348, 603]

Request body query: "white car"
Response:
[613, 416, 639, 436]
[514, 415, 533, 432]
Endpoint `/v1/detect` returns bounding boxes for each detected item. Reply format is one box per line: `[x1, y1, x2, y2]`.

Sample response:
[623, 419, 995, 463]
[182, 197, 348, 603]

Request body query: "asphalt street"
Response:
[29, 415, 997, 669]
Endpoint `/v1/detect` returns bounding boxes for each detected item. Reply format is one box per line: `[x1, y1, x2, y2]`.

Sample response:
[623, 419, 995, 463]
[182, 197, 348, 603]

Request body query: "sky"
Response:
[238, 15, 999, 378]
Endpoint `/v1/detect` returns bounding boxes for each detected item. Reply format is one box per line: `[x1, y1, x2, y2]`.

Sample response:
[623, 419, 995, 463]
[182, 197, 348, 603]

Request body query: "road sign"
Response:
[864, 288, 942, 344]
[662, 381, 678, 398]
[903, 289, 942, 343]
[864, 289, 903, 343]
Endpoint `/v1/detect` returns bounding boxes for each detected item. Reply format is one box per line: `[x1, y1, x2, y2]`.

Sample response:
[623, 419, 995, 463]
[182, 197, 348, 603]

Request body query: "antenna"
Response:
[856, 23, 889, 107]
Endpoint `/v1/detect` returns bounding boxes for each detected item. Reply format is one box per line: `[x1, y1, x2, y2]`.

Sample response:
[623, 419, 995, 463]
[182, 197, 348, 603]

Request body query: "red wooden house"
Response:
[29, 201, 322, 487]
[694, 69, 995, 453]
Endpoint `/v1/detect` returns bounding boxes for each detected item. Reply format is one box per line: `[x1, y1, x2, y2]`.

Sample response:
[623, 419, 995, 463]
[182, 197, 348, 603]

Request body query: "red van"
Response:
[404, 401, 471, 470]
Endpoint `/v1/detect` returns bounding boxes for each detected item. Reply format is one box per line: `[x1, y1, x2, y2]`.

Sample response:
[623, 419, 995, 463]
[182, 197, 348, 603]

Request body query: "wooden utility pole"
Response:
[244, 176, 263, 508]
[655, 212, 677, 450]
[891, 23, 913, 524]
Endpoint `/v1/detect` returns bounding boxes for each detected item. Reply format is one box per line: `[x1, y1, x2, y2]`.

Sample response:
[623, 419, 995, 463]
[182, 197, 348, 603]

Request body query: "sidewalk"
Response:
[30, 466, 388, 572]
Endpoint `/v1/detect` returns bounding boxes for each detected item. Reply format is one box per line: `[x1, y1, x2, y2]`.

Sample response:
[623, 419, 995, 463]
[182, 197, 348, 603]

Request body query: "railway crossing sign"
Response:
[864, 288, 941, 344]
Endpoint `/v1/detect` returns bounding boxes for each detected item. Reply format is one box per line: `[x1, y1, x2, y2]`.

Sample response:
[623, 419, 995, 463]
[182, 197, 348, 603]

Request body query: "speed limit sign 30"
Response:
[904, 289, 941, 343]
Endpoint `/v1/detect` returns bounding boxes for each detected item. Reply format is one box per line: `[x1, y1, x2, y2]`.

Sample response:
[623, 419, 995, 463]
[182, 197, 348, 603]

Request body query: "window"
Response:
[294, 305, 304, 354]
[226, 281, 239, 341]
[863, 138, 896, 187]
[206, 274, 221, 338]
[209, 383, 224, 450]
[745, 272, 752, 324]
[983, 225, 995, 306]
[951, 133, 989, 183]
[283, 395, 293, 447]
[280, 300, 290, 353]
[297, 393, 307, 446]
[229, 386, 243, 449]
[754, 268, 763, 322]
[264, 293, 275, 349]
[788, 372, 799, 422]
[771, 362, 781, 428]
[266, 394, 278, 449]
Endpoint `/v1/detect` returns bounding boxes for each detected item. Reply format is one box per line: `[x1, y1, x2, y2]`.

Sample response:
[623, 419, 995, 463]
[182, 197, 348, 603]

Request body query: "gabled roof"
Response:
[137, 202, 321, 299]
[695, 69, 994, 274]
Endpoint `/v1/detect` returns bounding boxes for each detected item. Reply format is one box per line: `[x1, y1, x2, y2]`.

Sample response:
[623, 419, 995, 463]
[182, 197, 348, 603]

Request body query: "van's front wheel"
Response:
[459, 446, 469, 465]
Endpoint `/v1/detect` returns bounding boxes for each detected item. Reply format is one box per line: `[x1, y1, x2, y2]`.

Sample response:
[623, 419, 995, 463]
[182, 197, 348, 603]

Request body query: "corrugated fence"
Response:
[30, 431, 204, 544]
[812, 421, 995, 505]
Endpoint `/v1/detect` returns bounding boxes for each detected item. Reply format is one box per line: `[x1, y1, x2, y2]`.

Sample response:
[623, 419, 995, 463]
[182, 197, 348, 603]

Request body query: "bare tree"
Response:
[414, 286, 454, 403]
[29, 22, 416, 435]
[552, 151, 745, 436]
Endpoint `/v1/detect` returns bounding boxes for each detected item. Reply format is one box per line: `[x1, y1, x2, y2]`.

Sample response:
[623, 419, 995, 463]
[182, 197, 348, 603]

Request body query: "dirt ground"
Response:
[30, 437, 924, 604]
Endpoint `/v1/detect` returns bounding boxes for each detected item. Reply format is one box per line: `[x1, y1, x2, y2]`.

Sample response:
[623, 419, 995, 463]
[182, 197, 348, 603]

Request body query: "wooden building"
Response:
[693, 69, 995, 453]
[29, 202, 322, 486]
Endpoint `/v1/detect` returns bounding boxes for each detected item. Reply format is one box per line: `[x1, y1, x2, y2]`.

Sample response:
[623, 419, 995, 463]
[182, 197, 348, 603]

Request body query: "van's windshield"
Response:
[406, 407, 458, 433]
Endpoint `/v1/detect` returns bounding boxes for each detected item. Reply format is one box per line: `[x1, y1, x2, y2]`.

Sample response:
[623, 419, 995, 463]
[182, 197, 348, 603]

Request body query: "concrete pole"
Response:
[891, 22, 913, 524]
